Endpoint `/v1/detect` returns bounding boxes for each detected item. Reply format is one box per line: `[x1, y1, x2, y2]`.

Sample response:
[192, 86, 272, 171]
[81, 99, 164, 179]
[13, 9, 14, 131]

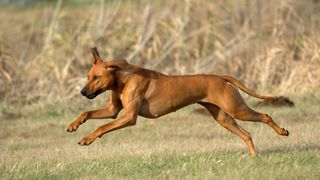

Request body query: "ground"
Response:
[1, 94, 320, 179]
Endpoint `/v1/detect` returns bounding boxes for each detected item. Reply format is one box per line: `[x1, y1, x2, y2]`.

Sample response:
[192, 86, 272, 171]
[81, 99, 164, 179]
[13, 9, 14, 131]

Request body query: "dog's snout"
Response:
[81, 89, 87, 96]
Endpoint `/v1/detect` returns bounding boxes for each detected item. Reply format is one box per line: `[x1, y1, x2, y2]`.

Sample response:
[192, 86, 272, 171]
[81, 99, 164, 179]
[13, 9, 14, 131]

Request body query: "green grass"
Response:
[2, 152, 319, 179]
[1, 95, 320, 179]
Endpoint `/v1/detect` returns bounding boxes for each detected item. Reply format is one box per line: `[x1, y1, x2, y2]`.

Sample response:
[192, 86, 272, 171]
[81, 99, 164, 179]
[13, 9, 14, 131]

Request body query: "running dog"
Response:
[67, 47, 289, 156]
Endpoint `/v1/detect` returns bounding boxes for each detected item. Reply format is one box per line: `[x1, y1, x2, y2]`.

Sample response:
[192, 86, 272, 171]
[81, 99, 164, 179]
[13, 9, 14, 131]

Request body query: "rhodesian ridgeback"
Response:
[67, 47, 289, 156]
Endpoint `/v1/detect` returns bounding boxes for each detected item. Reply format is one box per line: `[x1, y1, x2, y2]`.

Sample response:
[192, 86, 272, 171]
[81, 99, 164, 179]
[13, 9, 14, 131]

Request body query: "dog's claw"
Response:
[282, 128, 289, 136]
[78, 136, 95, 146]
[78, 141, 89, 146]
[279, 128, 289, 136]
[66, 127, 75, 132]
[66, 124, 78, 132]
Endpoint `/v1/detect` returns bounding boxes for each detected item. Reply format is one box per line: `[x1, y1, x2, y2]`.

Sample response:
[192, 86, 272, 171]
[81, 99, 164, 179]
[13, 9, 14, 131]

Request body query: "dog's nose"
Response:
[81, 89, 87, 96]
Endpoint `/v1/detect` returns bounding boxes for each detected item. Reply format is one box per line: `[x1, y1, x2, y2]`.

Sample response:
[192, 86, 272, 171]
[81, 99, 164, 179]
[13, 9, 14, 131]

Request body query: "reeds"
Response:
[0, 0, 319, 113]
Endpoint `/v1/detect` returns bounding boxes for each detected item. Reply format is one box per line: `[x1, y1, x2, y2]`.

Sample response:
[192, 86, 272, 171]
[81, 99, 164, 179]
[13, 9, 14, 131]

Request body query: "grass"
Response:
[2, 152, 319, 179]
[1, 95, 320, 179]
[0, 0, 320, 179]
[1, 0, 320, 112]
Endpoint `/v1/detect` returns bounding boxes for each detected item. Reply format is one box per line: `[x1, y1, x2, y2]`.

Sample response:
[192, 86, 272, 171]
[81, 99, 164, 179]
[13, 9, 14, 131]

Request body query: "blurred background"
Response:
[0, 0, 320, 117]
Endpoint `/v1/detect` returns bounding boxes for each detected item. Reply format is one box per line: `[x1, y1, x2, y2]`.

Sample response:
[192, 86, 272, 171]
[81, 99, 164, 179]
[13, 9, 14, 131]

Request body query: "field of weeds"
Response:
[0, 0, 320, 179]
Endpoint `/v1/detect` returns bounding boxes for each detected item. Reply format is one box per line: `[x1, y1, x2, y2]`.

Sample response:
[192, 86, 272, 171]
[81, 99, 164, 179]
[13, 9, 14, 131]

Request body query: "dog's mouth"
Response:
[86, 89, 103, 99]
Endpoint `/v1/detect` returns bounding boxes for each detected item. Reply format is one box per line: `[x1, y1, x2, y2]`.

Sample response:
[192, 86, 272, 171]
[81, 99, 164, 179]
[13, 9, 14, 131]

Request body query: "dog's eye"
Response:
[93, 76, 100, 80]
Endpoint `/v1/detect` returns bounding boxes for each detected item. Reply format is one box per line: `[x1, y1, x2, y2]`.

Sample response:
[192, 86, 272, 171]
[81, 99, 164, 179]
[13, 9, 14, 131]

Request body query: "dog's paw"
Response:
[281, 128, 289, 136]
[78, 136, 96, 146]
[66, 122, 79, 132]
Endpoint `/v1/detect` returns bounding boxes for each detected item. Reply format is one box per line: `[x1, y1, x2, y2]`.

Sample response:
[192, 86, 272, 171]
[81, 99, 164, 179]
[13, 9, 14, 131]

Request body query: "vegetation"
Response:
[1, 0, 319, 115]
[0, 0, 320, 179]
[1, 95, 320, 179]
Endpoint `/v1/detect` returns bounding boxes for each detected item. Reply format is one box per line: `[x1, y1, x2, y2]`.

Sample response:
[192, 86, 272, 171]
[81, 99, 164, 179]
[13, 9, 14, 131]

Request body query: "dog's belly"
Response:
[138, 75, 211, 118]
[138, 99, 196, 118]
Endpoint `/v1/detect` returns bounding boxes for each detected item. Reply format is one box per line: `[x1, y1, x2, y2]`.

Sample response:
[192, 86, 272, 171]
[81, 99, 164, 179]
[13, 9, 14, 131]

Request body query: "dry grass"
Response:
[0, 95, 320, 179]
[0, 1, 320, 178]
[0, 0, 320, 116]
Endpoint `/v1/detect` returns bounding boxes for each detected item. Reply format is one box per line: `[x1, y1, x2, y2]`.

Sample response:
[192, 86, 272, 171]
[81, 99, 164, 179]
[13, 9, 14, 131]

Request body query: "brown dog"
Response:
[67, 47, 289, 156]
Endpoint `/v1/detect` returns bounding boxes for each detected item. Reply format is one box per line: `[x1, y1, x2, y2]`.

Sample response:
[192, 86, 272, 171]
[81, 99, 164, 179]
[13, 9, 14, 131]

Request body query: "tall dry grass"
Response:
[0, 0, 319, 114]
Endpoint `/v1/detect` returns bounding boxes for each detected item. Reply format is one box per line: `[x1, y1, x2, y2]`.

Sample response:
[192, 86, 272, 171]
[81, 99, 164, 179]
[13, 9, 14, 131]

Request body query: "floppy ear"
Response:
[90, 47, 102, 64]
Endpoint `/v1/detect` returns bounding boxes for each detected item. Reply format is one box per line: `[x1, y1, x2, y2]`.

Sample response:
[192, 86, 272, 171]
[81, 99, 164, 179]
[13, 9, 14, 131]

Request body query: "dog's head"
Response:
[81, 47, 128, 99]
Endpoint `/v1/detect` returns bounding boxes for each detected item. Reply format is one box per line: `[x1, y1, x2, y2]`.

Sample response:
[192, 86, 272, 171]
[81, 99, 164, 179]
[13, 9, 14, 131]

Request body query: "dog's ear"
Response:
[90, 47, 102, 64]
[106, 59, 128, 70]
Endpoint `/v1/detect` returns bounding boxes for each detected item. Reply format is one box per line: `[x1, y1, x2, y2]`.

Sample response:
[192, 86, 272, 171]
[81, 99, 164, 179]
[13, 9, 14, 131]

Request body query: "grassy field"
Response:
[1, 94, 320, 179]
[1, 0, 320, 179]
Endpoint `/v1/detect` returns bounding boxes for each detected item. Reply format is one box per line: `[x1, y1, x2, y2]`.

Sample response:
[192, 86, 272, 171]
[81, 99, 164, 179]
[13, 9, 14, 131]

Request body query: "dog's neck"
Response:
[114, 66, 136, 92]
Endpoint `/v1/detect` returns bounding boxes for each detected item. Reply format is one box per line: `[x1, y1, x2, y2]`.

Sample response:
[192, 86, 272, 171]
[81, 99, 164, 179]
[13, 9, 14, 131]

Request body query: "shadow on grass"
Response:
[260, 143, 320, 155]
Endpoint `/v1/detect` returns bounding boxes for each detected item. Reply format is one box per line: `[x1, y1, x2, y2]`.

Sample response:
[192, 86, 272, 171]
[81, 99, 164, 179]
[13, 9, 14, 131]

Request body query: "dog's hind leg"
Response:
[200, 103, 256, 156]
[212, 83, 289, 136]
[233, 107, 289, 136]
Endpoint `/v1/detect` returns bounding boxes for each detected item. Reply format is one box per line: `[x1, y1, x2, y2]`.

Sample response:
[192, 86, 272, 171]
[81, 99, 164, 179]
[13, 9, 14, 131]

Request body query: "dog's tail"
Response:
[222, 75, 274, 100]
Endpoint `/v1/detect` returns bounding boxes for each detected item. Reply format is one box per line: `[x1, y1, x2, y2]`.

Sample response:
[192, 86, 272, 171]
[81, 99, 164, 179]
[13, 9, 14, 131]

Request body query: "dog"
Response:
[67, 47, 289, 156]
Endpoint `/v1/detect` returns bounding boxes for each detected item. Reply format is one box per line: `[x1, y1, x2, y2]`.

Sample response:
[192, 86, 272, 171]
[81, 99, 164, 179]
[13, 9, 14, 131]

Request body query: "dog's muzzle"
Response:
[81, 88, 102, 99]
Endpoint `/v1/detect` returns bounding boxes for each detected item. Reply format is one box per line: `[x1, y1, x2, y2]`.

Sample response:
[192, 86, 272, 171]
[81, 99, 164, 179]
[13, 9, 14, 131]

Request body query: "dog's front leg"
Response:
[77, 113, 137, 145]
[67, 91, 122, 132]
[67, 106, 121, 132]
[78, 86, 144, 145]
